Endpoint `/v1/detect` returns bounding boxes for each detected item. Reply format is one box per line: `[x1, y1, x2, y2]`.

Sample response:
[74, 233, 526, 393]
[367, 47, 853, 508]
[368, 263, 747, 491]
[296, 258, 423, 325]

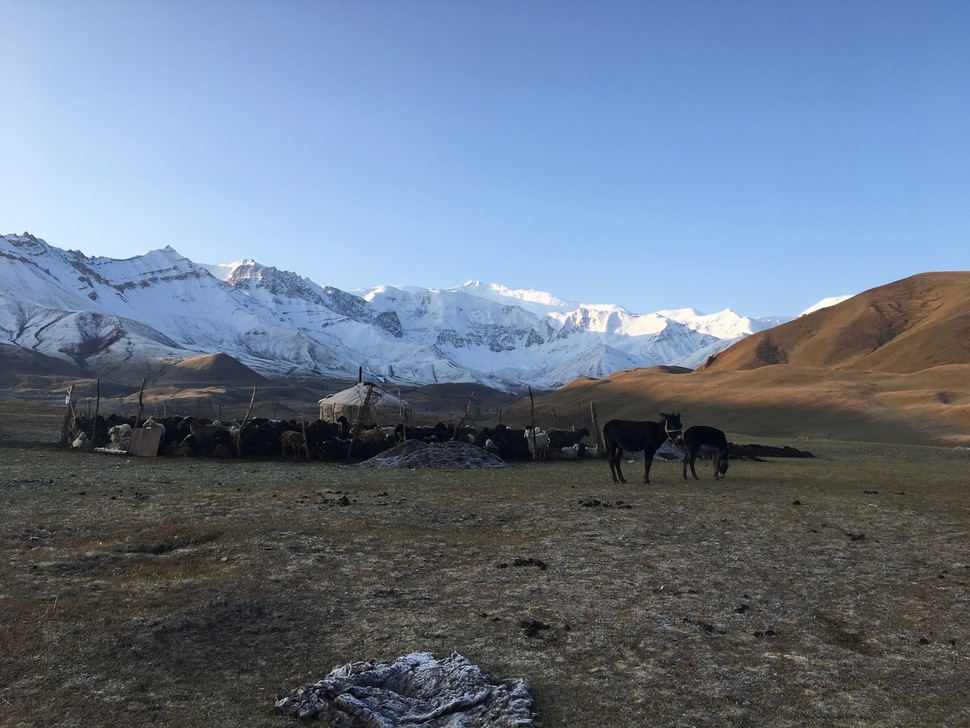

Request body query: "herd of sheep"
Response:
[68, 414, 597, 463]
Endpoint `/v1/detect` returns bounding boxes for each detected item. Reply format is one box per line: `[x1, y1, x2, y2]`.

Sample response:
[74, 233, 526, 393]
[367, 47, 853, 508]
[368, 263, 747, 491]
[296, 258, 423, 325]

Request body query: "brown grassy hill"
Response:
[152, 353, 268, 385]
[535, 272, 965, 447]
[704, 272, 970, 373]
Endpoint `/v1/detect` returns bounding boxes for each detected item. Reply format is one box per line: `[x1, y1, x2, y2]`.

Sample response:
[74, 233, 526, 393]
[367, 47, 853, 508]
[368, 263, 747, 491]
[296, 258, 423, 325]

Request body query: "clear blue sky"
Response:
[3, 1, 968, 317]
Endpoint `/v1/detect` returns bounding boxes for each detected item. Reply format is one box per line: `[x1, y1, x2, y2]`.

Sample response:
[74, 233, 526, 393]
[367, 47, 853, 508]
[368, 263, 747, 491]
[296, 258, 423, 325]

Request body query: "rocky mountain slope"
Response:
[0, 232, 783, 392]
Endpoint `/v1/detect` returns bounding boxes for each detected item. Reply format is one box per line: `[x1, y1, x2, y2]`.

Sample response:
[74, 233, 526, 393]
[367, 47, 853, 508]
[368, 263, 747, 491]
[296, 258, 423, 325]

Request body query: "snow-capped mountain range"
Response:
[1, 232, 800, 391]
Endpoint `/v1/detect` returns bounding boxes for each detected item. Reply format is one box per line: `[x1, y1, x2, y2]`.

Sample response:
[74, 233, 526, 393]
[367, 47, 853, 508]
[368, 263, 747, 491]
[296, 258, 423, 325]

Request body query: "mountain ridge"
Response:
[0, 232, 786, 392]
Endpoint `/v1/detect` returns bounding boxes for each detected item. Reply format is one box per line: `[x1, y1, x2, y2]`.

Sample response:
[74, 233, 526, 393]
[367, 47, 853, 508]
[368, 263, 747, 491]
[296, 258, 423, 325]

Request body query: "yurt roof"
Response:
[318, 382, 410, 408]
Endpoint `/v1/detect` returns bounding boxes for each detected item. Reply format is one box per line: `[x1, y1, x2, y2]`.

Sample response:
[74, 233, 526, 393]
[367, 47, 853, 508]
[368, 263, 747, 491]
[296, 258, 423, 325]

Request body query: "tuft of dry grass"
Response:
[1, 403, 969, 726]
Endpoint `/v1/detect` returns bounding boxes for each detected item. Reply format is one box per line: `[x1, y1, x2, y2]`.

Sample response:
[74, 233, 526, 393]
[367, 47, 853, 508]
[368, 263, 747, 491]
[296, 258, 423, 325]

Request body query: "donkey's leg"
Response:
[608, 446, 623, 483]
[689, 452, 700, 480]
[643, 448, 654, 484]
[683, 446, 698, 480]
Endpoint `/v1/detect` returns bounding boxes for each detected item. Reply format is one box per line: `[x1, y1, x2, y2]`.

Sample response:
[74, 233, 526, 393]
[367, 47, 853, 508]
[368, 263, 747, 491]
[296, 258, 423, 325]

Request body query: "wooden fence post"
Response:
[346, 383, 375, 458]
[136, 378, 146, 427]
[60, 385, 76, 445]
[93, 379, 100, 444]
[452, 392, 476, 439]
[590, 401, 603, 454]
[238, 385, 258, 457]
[527, 387, 537, 457]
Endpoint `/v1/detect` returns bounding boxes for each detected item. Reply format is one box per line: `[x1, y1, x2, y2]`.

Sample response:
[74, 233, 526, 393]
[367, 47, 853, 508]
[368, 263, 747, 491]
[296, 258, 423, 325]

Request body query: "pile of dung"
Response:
[357, 439, 510, 469]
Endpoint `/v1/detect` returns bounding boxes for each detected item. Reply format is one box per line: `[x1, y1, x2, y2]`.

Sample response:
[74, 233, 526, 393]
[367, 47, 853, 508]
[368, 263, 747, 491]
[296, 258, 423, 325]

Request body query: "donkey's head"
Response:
[660, 412, 684, 445]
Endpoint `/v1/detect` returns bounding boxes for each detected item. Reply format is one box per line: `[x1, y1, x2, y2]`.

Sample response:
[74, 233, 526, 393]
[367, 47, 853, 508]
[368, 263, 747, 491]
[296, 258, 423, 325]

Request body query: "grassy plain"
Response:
[1, 402, 969, 727]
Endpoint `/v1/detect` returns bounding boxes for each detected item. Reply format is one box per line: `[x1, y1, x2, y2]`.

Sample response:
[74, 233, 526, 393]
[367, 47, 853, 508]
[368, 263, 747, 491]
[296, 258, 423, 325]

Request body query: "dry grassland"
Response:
[2, 402, 969, 727]
[520, 365, 970, 449]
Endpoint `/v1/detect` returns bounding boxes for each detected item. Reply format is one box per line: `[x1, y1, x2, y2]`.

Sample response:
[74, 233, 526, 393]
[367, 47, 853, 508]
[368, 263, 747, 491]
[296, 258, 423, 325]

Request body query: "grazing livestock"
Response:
[355, 428, 390, 445]
[184, 420, 232, 457]
[603, 413, 683, 484]
[453, 426, 478, 443]
[524, 427, 550, 459]
[558, 443, 588, 460]
[281, 430, 310, 460]
[682, 425, 730, 481]
[546, 427, 590, 450]
[395, 423, 447, 443]
[477, 425, 531, 461]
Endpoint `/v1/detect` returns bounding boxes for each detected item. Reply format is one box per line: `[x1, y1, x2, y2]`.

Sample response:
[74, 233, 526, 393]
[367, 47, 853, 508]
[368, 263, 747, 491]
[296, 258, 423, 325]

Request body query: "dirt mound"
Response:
[154, 353, 267, 385]
[357, 439, 510, 469]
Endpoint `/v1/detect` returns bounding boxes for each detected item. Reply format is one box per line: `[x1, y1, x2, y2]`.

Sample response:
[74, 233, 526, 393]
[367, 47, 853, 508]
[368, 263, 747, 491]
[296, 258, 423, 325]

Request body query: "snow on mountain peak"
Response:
[455, 281, 576, 309]
[201, 260, 251, 282]
[0, 232, 793, 391]
[800, 295, 855, 316]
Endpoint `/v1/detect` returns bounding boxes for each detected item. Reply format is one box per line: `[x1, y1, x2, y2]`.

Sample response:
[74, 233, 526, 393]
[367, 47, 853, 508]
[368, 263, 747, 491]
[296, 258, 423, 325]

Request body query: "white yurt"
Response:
[318, 382, 412, 425]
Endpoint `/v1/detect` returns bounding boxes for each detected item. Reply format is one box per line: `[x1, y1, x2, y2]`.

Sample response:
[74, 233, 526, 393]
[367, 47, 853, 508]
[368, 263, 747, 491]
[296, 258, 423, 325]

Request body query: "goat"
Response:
[682, 425, 730, 481]
[603, 412, 683, 484]
[524, 426, 550, 460]
[281, 430, 309, 460]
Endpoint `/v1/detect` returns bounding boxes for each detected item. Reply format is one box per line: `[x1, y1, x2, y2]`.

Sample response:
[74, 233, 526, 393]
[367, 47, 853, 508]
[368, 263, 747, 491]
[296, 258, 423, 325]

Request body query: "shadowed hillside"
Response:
[511, 365, 970, 447]
[0, 344, 86, 388]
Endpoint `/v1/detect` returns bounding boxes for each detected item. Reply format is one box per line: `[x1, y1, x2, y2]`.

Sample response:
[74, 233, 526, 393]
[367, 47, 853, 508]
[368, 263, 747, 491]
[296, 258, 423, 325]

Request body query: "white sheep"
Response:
[142, 418, 166, 440]
[107, 423, 132, 451]
[559, 443, 580, 460]
[71, 431, 91, 449]
[524, 426, 549, 460]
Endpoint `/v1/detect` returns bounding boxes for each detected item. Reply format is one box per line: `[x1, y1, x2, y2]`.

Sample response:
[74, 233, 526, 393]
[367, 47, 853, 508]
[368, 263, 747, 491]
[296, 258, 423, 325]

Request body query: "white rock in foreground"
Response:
[275, 650, 535, 725]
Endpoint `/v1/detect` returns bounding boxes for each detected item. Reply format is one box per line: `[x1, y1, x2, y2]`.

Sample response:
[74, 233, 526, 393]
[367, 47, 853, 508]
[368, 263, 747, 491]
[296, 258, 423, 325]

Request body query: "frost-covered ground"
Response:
[2, 402, 967, 727]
